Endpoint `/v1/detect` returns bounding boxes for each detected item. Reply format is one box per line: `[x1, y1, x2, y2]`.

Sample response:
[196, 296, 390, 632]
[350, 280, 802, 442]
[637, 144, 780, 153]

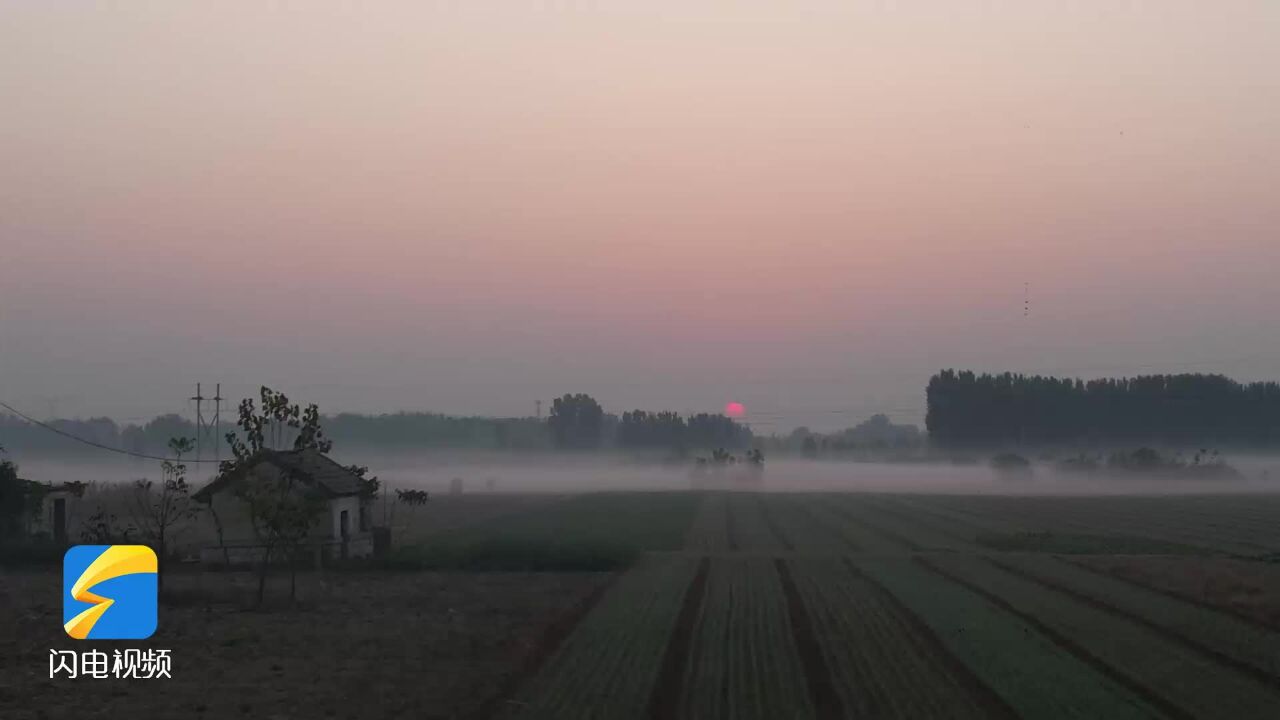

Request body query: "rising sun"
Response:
[724, 401, 745, 418]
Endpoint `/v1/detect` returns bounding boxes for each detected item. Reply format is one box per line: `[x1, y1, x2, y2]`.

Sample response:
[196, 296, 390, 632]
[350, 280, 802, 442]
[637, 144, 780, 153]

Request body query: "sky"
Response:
[2, 2, 1278, 433]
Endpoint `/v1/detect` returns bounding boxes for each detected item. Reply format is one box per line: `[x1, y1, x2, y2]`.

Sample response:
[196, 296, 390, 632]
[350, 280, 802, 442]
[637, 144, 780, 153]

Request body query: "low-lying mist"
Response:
[13, 450, 1280, 497]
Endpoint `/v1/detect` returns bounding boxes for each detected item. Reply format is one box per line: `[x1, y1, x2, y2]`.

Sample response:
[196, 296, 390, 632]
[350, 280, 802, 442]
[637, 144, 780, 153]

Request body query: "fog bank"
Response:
[13, 451, 1280, 497]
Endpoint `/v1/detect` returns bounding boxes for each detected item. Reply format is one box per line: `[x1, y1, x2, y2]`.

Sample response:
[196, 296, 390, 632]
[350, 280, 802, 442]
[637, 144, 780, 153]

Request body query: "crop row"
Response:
[678, 557, 814, 719]
[510, 555, 699, 719]
[787, 556, 1004, 718]
[684, 493, 732, 552]
[911, 495, 1274, 555]
[826, 496, 965, 552]
[993, 553, 1280, 681]
[723, 493, 790, 553]
[853, 555, 1164, 719]
[924, 555, 1280, 719]
[756, 495, 856, 553]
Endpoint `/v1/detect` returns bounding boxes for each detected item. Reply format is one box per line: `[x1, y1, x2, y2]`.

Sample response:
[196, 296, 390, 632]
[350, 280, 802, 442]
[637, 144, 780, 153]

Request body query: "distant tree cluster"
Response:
[927, 370, 1280, 447]
[617, 409, 753, 451]
[1, 391, 753, 458]
[548, 393, 606, 449]
[1056, 447, 1241, 480]
[757, 414, 925, 458]
[0, 410, 554, 457]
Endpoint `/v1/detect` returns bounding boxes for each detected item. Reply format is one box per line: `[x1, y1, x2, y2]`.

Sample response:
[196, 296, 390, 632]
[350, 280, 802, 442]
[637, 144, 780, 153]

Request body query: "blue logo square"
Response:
[63, 545, 158, 640]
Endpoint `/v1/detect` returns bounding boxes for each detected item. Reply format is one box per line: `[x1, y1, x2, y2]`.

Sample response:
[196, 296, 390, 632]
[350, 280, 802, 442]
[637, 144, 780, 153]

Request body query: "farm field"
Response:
[2, 569, 610, 720]
[14, 489, 1280, 719]
[1072, 554, 1280, 629]
[476, 491, 1280, 719]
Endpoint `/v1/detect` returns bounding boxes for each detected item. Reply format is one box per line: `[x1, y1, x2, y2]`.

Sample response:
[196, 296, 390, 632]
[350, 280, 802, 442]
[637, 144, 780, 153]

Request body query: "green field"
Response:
[411, 491, 1280, 719]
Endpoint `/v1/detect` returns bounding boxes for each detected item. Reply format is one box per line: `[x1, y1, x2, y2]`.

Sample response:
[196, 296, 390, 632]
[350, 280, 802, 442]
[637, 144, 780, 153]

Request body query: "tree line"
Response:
[546, 394, 753, 451]
[616, 410, 752, 451]
[0, 413, 200, 457]
[927, 370, 1280, 447]
[0, 393, 753, 457]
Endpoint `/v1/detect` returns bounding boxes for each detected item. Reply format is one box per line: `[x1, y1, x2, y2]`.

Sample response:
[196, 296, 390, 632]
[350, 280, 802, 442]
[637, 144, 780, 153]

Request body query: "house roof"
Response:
[194, 448, 366, 501]
[21, 479, 87, 497]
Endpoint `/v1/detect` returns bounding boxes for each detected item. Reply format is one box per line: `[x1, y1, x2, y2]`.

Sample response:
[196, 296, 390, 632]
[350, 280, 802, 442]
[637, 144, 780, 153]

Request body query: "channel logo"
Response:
[63, 545, 158, 640]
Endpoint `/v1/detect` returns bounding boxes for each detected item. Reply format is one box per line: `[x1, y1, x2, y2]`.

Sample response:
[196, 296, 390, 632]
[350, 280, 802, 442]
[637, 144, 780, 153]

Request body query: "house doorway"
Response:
[339, 509, 350, 560]
[53, 498, 66, 544]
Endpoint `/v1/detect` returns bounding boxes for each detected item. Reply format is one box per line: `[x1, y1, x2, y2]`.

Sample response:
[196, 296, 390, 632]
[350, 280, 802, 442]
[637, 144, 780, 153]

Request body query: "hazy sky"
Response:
[2, 2, 1278, 432]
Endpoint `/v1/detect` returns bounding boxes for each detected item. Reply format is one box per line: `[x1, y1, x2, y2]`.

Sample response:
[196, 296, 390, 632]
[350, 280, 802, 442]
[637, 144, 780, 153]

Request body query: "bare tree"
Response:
[218, 387, 333, 606]
[235, 464, 326, 606]
[131, 437, 200, 591]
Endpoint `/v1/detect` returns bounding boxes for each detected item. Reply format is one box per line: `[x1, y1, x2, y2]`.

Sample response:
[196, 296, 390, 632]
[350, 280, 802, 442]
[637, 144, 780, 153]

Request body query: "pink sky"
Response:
[2, 3, 1278, 431]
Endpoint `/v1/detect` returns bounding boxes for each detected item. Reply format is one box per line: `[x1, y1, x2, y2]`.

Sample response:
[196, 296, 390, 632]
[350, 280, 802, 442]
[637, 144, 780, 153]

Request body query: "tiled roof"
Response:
[194, 448, 365, 500]
[266, 448, 365, 496]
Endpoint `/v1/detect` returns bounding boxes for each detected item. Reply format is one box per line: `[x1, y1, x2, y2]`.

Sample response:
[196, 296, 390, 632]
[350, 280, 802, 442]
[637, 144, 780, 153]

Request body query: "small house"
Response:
[24, 480, 86, 543]
[193, 449, 374, 565]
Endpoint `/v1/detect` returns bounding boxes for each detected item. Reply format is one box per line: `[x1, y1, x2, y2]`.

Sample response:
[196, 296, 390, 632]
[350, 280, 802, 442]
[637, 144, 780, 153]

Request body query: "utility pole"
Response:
[536, 399, 542, 420]
[191, 383, 205, 462]
[191, 382, 224, 468]
[212, 383, 223, 466]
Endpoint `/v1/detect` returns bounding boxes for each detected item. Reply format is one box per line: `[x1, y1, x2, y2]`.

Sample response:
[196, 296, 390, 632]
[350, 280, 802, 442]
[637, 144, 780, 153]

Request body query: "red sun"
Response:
[724, 401, 746, 418]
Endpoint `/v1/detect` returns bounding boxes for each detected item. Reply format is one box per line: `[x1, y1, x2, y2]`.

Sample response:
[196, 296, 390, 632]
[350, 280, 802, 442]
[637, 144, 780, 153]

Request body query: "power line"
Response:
[0, 400, 224, 463]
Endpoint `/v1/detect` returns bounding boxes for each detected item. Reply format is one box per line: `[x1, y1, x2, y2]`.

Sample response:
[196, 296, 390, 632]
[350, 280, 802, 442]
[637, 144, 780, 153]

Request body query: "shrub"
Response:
[990, 453, 1032, 472]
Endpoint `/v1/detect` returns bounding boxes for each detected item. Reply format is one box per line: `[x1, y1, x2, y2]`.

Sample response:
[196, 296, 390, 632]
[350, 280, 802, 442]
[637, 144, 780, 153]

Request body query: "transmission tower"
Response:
[190, 383, 224, 465]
